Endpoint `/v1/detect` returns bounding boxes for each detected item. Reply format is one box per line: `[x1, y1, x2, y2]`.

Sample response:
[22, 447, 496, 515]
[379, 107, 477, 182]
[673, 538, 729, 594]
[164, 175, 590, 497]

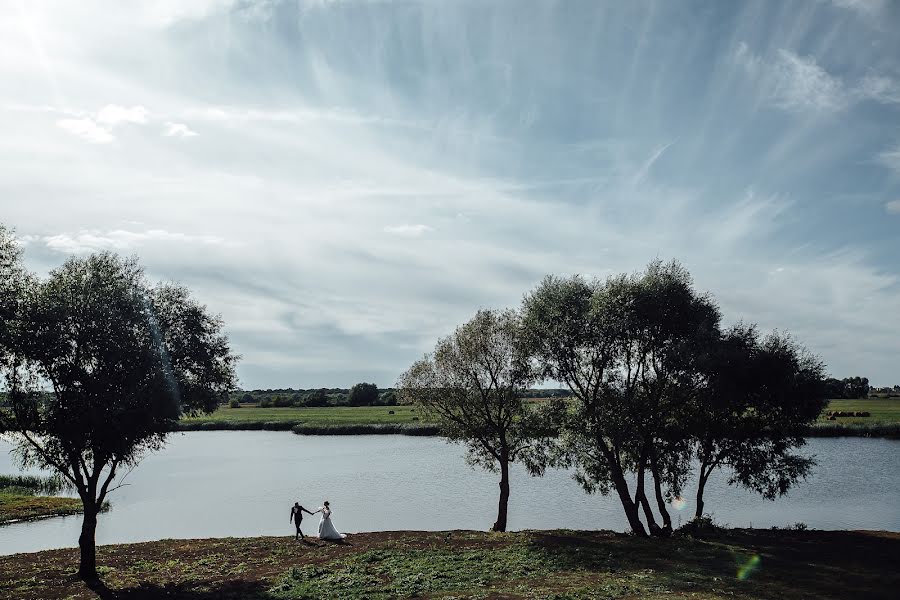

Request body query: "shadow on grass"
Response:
[87, 578, 275, 600]
[527, 529, 900, 600]
[528, 530, 735, 593]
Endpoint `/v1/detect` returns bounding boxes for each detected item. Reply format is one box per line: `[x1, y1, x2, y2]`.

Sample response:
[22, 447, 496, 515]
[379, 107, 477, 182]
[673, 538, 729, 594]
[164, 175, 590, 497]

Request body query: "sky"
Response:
[1, 0, 898, 389]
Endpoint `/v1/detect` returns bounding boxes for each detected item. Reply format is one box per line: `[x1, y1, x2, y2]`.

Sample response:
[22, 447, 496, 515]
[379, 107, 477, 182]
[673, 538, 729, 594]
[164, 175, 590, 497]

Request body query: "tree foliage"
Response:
[398, 309, 560, 532]
[521, 260, 720, 535]
[693, 324, 827, 518]
[0, 249, 238, 579]
[521, 260, 826, 536]
[348, 382, 379, 406]
[823, 376, 869, 399]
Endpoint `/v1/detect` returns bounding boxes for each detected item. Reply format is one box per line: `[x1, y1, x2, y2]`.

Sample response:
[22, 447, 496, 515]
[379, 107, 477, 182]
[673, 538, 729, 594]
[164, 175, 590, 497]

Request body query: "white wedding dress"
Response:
[317, 507, 346, 540]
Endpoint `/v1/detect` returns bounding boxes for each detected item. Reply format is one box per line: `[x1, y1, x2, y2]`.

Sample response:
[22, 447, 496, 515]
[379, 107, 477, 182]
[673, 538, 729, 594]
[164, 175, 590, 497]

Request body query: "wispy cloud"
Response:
[735, 43, 848, 113]
[878, 144, 900, 174]
[383, 224, 434, 237]
[858, 75, 900, 104]
[886, 199, 900, 214]
[55, 118, 114, 143]
[54, 105, 148, 142]
[2, 1, 899, 387]
[163, 122, 198, 137]
[96, 104, 148, 125]
[38, 229, 232, 254]
[831, 0, 887, 18]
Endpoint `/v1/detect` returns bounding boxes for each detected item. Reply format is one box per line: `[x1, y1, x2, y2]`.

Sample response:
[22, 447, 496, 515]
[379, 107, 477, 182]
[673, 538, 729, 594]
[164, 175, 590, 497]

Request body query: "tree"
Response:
[521, 261, 721, 537]
[303, 389, 328, 406]
[521, 273, 648, 533]
[843, 376, 869, 399]
[692, 325, 827, 519]
[348, 382, 379, 406]
[0, 251, 237, 580]
[611, 261, 720, 535]
[398, 309, 556, 532]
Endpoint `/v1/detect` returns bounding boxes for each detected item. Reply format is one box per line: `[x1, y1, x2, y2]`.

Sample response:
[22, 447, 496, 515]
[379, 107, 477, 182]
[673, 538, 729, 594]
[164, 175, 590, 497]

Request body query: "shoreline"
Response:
[175, 420, 900, 439]
[1, 528, 897, 599]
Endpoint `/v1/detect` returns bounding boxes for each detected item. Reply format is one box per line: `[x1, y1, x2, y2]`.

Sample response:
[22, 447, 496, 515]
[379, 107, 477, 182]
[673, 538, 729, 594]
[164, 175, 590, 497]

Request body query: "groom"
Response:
[290, 501, 315, 540]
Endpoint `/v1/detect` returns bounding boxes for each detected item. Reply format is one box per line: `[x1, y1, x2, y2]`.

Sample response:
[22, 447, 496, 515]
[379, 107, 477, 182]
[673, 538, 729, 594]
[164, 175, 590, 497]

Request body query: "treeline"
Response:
[226, 386, 569, 408]
[823, 376, 870, 399]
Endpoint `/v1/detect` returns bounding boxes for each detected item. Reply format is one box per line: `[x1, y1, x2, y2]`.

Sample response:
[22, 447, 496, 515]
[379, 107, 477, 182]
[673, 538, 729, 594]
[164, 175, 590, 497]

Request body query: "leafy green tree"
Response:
[303, 389, 328, 406]
[0, 225, 28, 361]
[843, 376, 869, 399]
[399, 309, 557, 532]
[521, 273, 648, 533]
[692, 325, 827, 519]
[521, 261, 720, 537]
[614, 261, 720, 535]
[348, 382, 379, 406]
[0, 251, 237, 580]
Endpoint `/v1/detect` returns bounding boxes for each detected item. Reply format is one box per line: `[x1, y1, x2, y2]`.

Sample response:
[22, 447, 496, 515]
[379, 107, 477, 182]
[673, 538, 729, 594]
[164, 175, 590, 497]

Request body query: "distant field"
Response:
[180, 405, 424, 426]
[819, 398, 900, 424]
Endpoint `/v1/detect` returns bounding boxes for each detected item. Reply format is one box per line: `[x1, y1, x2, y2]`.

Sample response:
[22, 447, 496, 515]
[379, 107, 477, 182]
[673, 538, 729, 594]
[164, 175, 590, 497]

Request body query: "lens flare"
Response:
[671, 496, 687, 511]
[736, 554, 761, 581]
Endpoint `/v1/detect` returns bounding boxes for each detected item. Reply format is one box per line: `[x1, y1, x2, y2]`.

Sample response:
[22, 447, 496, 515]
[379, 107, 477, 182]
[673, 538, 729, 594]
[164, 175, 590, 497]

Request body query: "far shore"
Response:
[175, 398, 900, 438]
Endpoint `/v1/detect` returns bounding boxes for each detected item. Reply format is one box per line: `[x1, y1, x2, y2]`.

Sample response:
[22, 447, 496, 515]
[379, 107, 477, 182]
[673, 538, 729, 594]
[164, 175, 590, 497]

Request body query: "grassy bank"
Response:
[0, 492, 83, 524]
[178, 405, 433, 432]
[176, 398, 900, 438]
[1, 529, 897, 599]
[810, 398, 900, 438]
[0, 474, 82, 525]
[819, 398, 900, 424]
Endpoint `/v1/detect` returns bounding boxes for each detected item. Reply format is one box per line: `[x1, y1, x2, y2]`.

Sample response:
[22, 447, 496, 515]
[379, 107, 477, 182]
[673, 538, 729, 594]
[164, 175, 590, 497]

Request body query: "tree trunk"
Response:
[650, 455, 672, 534]
[491, 456, 510, 532]
[607, 455, 647, 537]
[78, 502, 99, 580]
[694, 467, 710, 521]
[635, 462, 661, 536]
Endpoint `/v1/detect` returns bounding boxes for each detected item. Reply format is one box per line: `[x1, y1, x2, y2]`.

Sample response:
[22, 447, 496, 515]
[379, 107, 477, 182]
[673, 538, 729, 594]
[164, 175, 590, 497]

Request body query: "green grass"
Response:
[0, 473, 104, 524]
[179, 405, 430, 431]
[819, 398, 900, 424]
[0, 529, 896, 599]
[810, 398, 900, 438]
[0, 491, 83, 524]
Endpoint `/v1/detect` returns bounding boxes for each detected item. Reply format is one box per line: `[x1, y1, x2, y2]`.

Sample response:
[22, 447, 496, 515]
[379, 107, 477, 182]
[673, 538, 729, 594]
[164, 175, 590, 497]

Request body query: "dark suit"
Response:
[290, 504, 314, 538]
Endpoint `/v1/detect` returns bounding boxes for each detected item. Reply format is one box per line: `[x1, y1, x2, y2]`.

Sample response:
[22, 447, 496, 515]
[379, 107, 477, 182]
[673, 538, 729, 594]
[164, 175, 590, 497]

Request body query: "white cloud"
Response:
[42, 229, 230, 254]
[383, 224, 434, 237]
[163, 122, 198, 137]
[858, 75, 900, 105]
[735, 43, 848, 113]
[96, 104, 148, 125]
[886, 200, 900, 214]
[55, 118, 114, 143]
[877, 145, 900, 174]
[3, 2, 899, 388]
[831, 0, 887, 17]
[54, 105, 148, 143]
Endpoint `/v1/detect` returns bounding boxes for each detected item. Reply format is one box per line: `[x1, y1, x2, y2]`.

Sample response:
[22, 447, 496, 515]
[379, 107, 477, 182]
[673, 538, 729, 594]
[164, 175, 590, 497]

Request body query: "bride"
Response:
[315, 501, 347, 540]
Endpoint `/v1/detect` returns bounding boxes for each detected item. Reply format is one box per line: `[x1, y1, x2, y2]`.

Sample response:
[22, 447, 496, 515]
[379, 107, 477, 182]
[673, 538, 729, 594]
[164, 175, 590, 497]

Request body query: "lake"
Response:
[1, 432, 898, 555]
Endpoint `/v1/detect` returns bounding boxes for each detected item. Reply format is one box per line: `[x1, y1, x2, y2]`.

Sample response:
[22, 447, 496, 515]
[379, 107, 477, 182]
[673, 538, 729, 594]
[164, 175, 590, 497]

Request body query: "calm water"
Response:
[1, 433, 898, 555]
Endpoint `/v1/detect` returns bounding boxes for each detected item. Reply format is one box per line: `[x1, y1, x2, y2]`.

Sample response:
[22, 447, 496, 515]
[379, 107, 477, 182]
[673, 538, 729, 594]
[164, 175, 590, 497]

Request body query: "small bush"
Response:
[259, 398, 273, 408]
[676, 515, 725, 538]
[228, 399, 241, 408]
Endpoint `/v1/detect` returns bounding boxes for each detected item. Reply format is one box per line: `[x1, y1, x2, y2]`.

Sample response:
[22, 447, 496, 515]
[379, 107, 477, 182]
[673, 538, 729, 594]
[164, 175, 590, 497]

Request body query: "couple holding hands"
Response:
[290, 500, 347, 541]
